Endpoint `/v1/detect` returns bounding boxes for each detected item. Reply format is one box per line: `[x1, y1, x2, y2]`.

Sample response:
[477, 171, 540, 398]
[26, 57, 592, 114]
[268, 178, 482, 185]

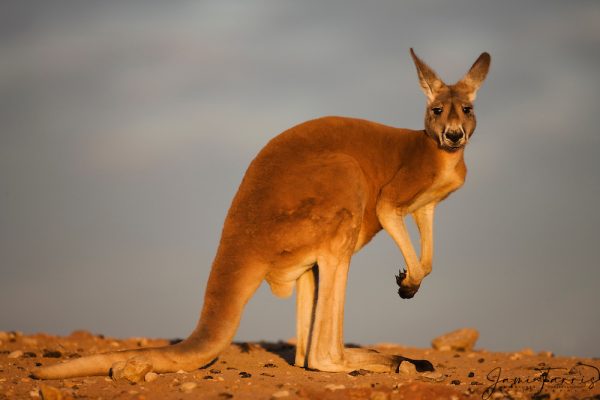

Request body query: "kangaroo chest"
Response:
[407, 159, 465, 213]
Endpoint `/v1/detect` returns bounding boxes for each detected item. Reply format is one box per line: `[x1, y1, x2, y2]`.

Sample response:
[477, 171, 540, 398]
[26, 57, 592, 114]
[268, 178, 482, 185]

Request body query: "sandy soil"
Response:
[1, 331, 598, 400]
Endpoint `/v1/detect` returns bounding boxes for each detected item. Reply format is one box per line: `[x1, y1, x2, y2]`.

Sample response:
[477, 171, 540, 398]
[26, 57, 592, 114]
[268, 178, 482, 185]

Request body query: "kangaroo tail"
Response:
[32, 254, 266, 379]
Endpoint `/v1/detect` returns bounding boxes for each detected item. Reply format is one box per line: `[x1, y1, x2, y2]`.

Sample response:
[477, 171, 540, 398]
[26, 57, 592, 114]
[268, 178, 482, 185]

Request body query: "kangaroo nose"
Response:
[445, 130, 464, 143]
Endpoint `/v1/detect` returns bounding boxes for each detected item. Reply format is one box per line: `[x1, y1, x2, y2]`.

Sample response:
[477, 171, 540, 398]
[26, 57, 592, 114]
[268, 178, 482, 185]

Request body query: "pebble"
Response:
[325, 384, 345, 391]
[239, 371, 251, 378]
[110, 358, 153, 383]
[398, 361, 417, 376]
[509, 353, 522, 361]
[42, 350, 62, 358]
[451, 379, 461, 385]
[431, 328, 479, 351]
[29, 389, 40, 398]
[520, 347, 535, 356]
[144, 372, 158, 383]
[179, 382, 197, 393]
[468, 372, 475, 378]
[8, 350, 23, 359]
[348, 369, 369, 376]
[271, 390, 290, 398]
[419, 371, 445, 382]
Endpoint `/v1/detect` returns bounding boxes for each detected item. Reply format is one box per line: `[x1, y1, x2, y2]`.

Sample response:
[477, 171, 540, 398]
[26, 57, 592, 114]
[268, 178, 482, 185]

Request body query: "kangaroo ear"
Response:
[457, 52, 491, 102]
[410, 48, 446, 101]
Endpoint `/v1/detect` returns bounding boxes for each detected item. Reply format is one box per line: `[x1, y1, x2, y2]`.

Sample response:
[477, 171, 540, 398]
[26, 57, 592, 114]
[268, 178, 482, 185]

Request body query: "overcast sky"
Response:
[1, 1, 599, 358]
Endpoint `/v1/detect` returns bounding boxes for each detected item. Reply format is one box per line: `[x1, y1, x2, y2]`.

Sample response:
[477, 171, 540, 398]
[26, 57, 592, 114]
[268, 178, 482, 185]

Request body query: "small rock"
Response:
[210, 369, 222, 374]
[348, 369, 369, 376]
[24, 352, 37, 358]
[468, 372, 475, 378]
[38, 384, 64, 400]
[8, 350, 23, 359]
[509, 352, 522, 360]
[110, 358, 153, 383]
[204, 375, 214, 380]
[135, 338, 149, 347]
[144, 372, 158, 383]
[286, 337, 297, 345]
[179, 382, 197, 393]
[538, 351, 554, 358]
[42, 350, 62, 358]
[29, 389, 40, 398]
[264, 363, 277, 368]
[431, 328, 479, 351]
[325, 384, 345, 391]
[0, 331, 10, 341]
[398, 361, 417, 376]
[239, 371, 251, 378]
[420, 371, 445, 382]
[218, 393, 234, 399]
[451, 379, 461, 385]
[520, 347, 535, 356]
[271, 390, 290, 398]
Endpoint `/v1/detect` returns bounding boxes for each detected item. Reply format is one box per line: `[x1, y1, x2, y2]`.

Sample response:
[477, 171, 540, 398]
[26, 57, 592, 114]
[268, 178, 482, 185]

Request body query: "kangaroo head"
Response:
[410, 48, 490, 152]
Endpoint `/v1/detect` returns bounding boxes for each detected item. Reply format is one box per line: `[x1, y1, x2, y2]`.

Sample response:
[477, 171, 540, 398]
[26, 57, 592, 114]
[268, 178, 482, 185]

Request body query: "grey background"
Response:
[1, 1, 599, 358]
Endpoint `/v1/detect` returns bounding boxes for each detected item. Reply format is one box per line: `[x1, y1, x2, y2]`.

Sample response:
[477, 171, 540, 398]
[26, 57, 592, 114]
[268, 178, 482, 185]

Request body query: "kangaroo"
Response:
[33, 49, 490, 379]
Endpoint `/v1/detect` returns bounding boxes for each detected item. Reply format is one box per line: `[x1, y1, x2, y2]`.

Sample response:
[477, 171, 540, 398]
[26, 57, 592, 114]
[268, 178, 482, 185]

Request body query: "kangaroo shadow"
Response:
[238, 341, 434, 372]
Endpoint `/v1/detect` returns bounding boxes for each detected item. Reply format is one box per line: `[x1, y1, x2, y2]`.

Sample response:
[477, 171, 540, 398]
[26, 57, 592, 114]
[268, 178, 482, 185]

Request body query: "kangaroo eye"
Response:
[462, 106, 472, 114]
[432, 107, 443, 115]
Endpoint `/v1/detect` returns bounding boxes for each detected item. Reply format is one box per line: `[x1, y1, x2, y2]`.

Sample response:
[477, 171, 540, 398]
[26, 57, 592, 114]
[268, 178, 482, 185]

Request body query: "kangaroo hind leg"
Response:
[295, 265, 317, 368]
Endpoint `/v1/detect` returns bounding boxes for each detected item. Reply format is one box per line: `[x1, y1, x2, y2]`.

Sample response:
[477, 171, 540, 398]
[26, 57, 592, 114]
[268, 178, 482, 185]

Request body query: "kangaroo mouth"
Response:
[441, 141, 464, 152]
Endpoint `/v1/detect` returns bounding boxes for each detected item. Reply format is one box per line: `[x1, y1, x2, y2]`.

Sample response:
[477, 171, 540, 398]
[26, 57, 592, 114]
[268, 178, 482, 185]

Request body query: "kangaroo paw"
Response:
[396, 268, 420, 299]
